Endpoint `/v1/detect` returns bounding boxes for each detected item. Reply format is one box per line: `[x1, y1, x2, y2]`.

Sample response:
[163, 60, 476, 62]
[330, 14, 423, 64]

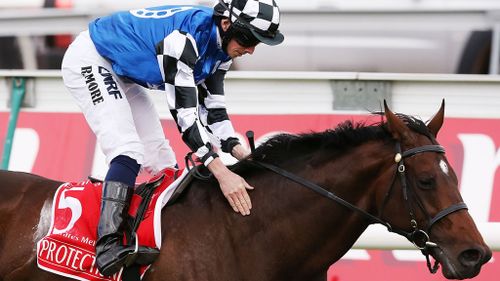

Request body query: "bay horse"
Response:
[0, 101, 491, 281]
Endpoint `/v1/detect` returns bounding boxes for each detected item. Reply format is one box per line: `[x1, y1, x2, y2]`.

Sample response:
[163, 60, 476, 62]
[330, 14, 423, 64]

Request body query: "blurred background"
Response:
[2, 0, 500, 74]
[1, 1, 500, 281]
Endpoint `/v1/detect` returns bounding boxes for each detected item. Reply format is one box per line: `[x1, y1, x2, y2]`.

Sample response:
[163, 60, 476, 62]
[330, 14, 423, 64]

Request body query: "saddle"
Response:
[93, 168, 196, 277]
[124, 169, 193, 268]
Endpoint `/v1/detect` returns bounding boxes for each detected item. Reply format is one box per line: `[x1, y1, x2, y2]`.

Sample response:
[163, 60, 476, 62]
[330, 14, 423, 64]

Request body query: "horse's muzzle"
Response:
[435, 245, 492, 280]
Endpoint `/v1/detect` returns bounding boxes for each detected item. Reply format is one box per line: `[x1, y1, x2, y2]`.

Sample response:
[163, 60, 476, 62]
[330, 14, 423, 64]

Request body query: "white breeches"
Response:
[61, 30, 177, 174]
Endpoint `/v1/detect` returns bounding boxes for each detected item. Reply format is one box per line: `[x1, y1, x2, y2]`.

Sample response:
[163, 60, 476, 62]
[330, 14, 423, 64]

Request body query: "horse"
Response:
[0, 101, 491, 281]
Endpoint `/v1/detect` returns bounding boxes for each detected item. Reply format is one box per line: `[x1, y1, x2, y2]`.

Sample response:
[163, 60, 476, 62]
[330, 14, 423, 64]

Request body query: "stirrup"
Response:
[123, 233, 161, 267]
[97, 244, 136, 276]
[125, 234, 139, 267]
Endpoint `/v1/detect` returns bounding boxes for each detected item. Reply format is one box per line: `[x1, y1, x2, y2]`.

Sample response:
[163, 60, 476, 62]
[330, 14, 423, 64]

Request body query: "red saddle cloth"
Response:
[36, 168, 184, 281]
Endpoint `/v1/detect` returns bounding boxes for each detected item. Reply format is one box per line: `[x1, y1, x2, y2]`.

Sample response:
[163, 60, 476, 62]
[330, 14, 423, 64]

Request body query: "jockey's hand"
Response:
[207, 157, 254, 216]
[231, 144, 251, 161]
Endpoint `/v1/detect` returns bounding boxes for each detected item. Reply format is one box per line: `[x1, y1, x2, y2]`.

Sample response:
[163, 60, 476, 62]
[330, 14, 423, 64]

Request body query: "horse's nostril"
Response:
[458, 248, 483, 267]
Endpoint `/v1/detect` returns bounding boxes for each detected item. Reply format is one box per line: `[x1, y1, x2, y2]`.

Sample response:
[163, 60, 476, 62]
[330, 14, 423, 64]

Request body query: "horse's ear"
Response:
[384, 100, 410, 141]
[427, 99, 445, 137]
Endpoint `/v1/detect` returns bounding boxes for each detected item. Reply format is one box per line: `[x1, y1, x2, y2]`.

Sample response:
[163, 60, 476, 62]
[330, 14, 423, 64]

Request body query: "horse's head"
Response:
[380, 100, 492, 279]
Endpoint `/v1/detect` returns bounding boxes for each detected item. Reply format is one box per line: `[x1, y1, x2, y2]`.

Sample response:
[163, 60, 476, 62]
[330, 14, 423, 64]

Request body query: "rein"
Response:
[250, 142, 468, 274]
[251, 160, 389, 226]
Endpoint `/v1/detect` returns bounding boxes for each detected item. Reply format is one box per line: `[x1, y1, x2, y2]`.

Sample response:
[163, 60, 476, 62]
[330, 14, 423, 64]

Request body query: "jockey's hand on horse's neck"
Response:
[207, 157, 254, 216]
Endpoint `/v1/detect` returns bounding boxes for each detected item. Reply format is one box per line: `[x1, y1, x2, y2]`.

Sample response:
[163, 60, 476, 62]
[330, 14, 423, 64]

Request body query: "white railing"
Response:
[2, 70, 500, 118]
[355, 223, 500, 251]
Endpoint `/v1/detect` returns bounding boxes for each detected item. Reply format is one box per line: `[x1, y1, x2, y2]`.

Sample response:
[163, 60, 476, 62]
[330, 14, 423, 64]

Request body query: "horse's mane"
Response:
[236, 113, 432, 168]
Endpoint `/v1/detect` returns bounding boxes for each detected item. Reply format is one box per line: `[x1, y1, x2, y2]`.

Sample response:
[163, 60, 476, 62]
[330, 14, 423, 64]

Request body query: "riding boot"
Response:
[95, 181, 135, 276]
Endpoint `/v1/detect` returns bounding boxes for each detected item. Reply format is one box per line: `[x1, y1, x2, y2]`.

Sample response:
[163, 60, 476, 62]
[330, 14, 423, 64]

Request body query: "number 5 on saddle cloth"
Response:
[36, 168, 194, 281]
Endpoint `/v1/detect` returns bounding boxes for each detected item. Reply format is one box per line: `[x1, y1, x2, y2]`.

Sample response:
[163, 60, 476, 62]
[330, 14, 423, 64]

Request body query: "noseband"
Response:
[251, 142, 468, 274]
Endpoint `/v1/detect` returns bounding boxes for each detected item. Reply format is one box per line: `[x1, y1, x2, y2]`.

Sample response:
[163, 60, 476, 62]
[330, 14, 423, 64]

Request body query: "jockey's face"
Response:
[226, 39, 257, 58]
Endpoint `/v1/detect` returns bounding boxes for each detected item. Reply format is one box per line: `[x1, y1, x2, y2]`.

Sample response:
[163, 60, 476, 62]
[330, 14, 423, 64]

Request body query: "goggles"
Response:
[232, 21, 260, 47]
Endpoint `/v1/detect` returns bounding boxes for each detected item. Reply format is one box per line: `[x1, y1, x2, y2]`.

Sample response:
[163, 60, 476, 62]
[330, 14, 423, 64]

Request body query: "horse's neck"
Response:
[251, 141, 392, 278]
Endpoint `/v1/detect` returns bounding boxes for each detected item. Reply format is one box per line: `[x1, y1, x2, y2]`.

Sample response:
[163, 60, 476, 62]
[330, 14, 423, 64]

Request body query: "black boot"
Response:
[95, 181, 135, 276]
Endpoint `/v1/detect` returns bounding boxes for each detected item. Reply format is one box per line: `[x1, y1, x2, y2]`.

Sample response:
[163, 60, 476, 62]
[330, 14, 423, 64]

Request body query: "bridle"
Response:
[250, 142, 468, 274]
[379, 143, 468, 273]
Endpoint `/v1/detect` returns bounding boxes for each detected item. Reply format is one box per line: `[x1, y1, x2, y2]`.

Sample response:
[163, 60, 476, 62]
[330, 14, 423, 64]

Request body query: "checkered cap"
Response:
[214, 0, 284, 45]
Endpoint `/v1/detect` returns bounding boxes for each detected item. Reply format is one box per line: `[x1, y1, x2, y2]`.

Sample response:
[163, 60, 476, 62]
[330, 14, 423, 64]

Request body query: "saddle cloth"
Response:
[36, 168, 188, 281]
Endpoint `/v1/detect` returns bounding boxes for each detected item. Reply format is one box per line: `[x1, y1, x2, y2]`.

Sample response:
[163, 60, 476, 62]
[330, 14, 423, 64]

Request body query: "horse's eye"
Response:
[418, 177, 436, 189]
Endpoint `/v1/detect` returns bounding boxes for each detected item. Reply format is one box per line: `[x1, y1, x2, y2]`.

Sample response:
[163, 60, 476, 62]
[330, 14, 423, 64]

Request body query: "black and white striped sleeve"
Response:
[156, 30, 218, 166]
[199, 60, 241, 154]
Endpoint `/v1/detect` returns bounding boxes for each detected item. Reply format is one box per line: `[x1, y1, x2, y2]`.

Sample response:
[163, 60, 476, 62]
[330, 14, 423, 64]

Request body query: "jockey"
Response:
[61, 0, 284, 277]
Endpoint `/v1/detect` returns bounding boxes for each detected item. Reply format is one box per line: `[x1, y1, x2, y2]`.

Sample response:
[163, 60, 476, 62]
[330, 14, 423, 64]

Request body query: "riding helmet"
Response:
[213, 0, 284, 46]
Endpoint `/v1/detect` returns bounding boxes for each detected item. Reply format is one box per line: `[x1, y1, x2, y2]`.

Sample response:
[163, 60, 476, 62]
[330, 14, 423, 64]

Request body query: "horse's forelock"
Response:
[394, 113, 434, 140]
